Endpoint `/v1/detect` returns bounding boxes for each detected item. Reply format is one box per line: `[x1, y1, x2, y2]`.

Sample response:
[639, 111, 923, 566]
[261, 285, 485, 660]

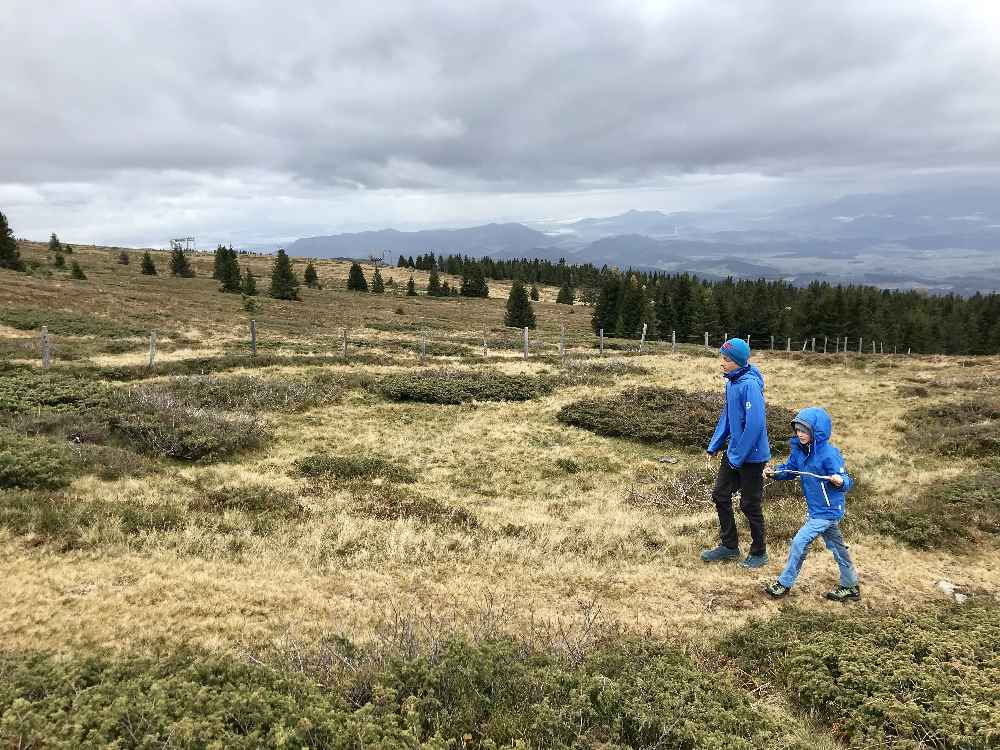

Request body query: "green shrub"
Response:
[151, 373, 344, 412]
[0, 308, 145, 338]
[188, 483, 307, 519]
[903, 399, 1000, 458]
[0, 366, 112, 413]
[87, 352, 395, 381]
[352, 485, 479, 528]
[557, 387, 796, 451]
[548, 358, 651, 387]
[0, 431, 74, 489]
[377, 370, 553, 404]
[293, 453, 415, 484]
[721, 604, 1000, 749]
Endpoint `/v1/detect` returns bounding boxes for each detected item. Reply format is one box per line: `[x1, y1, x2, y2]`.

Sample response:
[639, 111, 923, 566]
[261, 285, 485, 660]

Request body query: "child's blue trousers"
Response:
[778, 518, 858, 588]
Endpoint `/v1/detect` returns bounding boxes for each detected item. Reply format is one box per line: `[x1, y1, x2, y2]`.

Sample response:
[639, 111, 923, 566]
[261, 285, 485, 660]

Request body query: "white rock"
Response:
[935, 579, 956, 595]
[954, 593, 969, 604]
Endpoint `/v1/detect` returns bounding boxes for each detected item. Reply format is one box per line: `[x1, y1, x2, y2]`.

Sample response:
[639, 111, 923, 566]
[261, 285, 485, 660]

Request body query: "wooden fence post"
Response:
[523, 327, 529, 360]
[639, 323, 647, 353]
[801, 339, 807, 352]
[671, 330, 676, 354]
[872, 340, 876, 354]
[811, 337, 816, 352]
[770, 335, 774, 351]
[704, 332, 709, 349]
[599, 328, 604, 355]
[858, 337, 863, 354]
[41, 326, 51, 369]
[148, 331, 157, 368]
[560, 324, 566, 359]
[786, 337, 791, 352]
[483, 328, 488, 358]
[342, 328, 348, 357]
[724, 331, 728, 342]
[249, 320, 257, 356]
[420, 334, 427, 364]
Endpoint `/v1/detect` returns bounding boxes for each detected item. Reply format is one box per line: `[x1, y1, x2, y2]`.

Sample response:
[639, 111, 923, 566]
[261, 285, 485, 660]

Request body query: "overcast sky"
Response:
[3, 0, 999, 248]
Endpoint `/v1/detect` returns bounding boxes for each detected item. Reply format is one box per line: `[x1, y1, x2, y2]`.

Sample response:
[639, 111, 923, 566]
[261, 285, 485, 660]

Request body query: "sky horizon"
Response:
[4, 1, 1000, 249]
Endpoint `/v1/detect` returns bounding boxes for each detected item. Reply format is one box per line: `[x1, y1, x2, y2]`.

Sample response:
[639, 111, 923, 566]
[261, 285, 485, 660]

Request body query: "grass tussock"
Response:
[294, 453, 416, 484]
[351, 484, 480, 529]
[557, 386, 796, 451]
[376, 369, 554, 404]
[151, 372, 344, 412]
[0, 307, 147, 338]
[722, 603, 1000, 750]
[902, 398, 1000, 458]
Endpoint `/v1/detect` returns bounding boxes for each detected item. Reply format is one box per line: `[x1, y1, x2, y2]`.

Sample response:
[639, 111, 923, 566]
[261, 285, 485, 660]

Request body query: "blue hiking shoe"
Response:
[700, 545, 741, 562]
[738, 553, 769, 569]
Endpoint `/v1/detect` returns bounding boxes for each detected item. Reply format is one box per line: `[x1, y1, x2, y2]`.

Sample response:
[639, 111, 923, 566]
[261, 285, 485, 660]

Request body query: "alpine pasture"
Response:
[1, 240, 997, 749]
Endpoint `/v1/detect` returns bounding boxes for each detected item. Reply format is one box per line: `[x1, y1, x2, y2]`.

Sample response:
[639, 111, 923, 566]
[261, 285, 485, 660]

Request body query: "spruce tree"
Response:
[170, 247, 194, 277]
[460, 264, 489, 298]
[70, 261, 86, 280]
[346, 262, 368, 291]
[118, 250, 130, 265]
[48, 233, 62, 255]
[219, 249, 242, 293]
[397, 255, 407, 268]
[504, 279, 536, 329]
[407, 256, 415, 268]
[371, 267, 385, 293]
[556, 282, 575, 305]
[269, 248, 300, 300]
[212, 245, 227, 280]
[54, 251, 65, 269]
[0, 211, 23, 271]
[427, 266, 443, 296]
[441, 280, 451, 296]
[530, 284, 540, 301]
[303, 261, 320, 288]
[406, 275, 417, 296]
[140, 251, 157, 275]
[241, 267, 258, 295]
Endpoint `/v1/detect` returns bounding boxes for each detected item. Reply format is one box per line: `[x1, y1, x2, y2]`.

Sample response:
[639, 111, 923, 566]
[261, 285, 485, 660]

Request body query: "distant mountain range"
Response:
[287, 186, 1000, 294]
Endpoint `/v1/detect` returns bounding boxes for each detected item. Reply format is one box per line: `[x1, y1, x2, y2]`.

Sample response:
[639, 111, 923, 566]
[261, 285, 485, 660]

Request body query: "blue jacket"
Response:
[707, 364, 771, 467]
[773, 407, 854, 521]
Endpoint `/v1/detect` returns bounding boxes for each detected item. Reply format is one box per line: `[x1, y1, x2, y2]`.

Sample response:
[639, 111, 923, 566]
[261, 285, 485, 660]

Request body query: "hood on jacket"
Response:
[725, 363, 766, 391]
[791, 406, 832, 448]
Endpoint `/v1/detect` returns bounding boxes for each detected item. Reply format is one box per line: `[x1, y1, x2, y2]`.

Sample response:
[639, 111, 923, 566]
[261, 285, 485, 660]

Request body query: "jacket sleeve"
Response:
[706, 395, 729, 454]
[772, 448, 800, 480]
[823, 447, 853, 492]
[725, 380, 766, 468]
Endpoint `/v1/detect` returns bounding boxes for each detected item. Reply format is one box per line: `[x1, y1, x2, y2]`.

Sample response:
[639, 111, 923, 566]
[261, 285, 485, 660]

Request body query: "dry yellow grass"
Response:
[1, 240, 998, 660]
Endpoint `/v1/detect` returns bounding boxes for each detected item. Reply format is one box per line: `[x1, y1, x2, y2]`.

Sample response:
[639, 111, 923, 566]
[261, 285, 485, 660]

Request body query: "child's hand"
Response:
[762, 465, 774, 478]
[829, 474, 844, 488]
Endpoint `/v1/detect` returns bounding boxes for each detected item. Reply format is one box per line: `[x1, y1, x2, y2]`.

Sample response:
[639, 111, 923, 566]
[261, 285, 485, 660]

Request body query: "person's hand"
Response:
[705, 451, 716, 459]
[763, 465, 774, 478]
[829, 474, 844, 488]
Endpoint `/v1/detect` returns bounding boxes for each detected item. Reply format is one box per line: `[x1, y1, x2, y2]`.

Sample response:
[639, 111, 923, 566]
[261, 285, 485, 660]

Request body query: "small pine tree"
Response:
[54, 251, 65, 269]
[406, 275, 417, 296]
[241, 267, 257, 295]
[346, 262, 368, 292]
[304, 261, 320, 288]
[505, 279, 536, 328]
[460, 264, 489, 298]
[170, 247, 194, 277]
[212, 245, 228, 280]
[70, 261, 86, 280]
[427, 267, 443, 296]
[530, 284, 540, 301]
[269, 248, 300, 300]
[0, 211, 23, 271]
[140, 251, 157, 275]
[118, 250, 130, 265]
[441, 280, 451, 296]
[48, 233, 62, 255]
[397, 255, 407, 268]
[219, 254, 242, 293]
[371, 267, 385, 293]
[407, 256, 415, 269]
[556, 282, 575, 305]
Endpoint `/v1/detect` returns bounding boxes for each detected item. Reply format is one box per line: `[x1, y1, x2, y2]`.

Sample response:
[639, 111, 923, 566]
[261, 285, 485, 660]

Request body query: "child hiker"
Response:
[763, 407, 861, 601]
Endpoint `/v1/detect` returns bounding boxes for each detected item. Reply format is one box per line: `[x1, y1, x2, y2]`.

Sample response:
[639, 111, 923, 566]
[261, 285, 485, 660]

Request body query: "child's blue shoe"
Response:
[738, 553, 769, 569]
[700, 545, 740, 562]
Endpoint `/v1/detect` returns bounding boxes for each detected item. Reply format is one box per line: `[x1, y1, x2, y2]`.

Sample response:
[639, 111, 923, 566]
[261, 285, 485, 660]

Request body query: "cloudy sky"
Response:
[3, 0, 999, 248]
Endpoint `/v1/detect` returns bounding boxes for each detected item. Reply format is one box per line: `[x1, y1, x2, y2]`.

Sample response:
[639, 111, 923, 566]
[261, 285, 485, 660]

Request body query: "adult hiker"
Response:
[701, 338, 771, 569]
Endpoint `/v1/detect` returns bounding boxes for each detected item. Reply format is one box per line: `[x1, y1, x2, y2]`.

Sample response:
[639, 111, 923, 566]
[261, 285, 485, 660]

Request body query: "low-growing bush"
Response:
[151, 372, 344, 412]
[0, 308, 147, 338]
[188, 483, 308, 519]
[0, 430, 74, 489]
[721, 604, 1000, 749]
[86, 352, 398, 381]
[558, 387, 796, 452]
[294, 453, 416, 483]
[377, 370, 554, 404]
[0, 636, 810, 749]
[0, 366, 113, 413]
[547, 358, 651, 387]
[352, 485, 479, 528]
[903, 399, 1000, 458]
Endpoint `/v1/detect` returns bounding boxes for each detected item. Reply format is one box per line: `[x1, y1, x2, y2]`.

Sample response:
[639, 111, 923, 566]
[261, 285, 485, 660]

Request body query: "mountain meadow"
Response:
[0, 239, 998, 749]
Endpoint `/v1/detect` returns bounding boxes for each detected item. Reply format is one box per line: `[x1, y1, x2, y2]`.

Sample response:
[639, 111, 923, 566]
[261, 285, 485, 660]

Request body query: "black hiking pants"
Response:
[712, 457, 767, 556]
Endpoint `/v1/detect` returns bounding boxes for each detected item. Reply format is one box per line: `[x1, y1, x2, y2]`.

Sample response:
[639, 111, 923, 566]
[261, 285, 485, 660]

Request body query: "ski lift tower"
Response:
[170, 237, 196, 252]
[368, 251, 385, 269]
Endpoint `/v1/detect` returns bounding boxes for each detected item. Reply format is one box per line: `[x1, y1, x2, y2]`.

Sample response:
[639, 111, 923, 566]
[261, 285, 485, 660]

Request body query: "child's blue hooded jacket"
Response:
[773, 407, 853, 520]
[706, 363, 771, 467]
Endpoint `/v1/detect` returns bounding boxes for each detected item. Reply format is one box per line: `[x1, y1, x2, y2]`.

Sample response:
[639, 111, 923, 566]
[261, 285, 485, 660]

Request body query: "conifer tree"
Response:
[218, 250, 242, 293]
[371, 267, 385, 293]
[397, 255, 407, 268]
[556, 282, 575, 305]
[407, 256, 415, 268]
[427, 266, 443, 296]
[346, 262, 368, 291]
[304, 261, 320, 288]
[140, 251, 157, 275]
[54, 251, 65, 269]
[70, 260, 86, 280]
[269, 248, 300, 300]
[48, 233, 62, 255]
[530, 284, 540, 301]
[241, 267, 257, 295]
[212, 244, 228, 280]
[170, 247, 194, 277]
[118, 250, 130, 265]
[0, 211, 23, 271]
[504, 279, 536, 328]
[460, 263, 489, 298]
[441, 280, 451, 296]
[406, 275, 417, 296]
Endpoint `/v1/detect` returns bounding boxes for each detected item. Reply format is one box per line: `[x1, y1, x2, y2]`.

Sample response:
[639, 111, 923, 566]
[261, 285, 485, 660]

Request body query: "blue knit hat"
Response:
[720, 338, 750, 367]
